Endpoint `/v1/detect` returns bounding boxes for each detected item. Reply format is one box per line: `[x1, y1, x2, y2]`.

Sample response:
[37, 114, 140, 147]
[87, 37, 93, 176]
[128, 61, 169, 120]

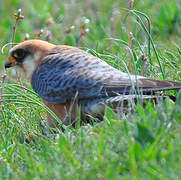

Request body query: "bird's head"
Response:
[4, 39, 55, 79]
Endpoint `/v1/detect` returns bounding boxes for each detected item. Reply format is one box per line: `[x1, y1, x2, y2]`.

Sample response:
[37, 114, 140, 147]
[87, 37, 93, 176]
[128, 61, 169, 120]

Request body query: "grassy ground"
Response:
[1, 0, 181, 179]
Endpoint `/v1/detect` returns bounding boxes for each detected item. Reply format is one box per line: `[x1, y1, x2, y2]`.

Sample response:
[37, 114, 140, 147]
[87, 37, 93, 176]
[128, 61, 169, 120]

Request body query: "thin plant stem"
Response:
[11, 9, 25, 91]
[11, 18, 19, 46]
[127, 0, 134, 72]
[131, 9, 165, 79]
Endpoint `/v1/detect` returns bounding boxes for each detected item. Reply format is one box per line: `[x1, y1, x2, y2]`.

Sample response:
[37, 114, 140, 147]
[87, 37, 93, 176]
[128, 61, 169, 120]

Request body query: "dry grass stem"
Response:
[128, 0, 135, 72]
[141, 54, 147, 76]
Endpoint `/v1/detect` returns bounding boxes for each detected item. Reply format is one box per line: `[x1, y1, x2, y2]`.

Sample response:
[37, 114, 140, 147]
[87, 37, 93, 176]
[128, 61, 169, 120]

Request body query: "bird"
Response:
[4, 39, 181, 127]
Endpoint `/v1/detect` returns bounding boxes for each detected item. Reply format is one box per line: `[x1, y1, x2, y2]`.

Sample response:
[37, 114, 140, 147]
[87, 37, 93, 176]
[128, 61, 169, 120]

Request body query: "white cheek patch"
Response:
[21, 52, 41, 80]
[23, 56, 36, 79]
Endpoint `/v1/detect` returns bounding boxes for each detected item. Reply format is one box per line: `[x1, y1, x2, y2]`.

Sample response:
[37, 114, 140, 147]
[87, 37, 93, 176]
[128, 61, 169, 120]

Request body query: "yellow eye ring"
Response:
[13, 52, 19, 58]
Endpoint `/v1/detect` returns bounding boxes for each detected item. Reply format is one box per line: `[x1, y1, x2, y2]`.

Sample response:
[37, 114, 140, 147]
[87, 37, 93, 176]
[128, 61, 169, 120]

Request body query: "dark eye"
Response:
[12, 49, 27, 62]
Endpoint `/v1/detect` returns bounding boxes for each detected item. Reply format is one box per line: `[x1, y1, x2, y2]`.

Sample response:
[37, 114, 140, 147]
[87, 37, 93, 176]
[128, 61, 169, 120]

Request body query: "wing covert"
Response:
[31, 47, 129, 103]
[31, 46, 181, 103]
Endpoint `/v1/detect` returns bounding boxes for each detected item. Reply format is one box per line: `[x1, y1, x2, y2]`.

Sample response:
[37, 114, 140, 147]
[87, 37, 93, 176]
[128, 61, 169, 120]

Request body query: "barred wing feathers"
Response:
[31, 46, 181, 103]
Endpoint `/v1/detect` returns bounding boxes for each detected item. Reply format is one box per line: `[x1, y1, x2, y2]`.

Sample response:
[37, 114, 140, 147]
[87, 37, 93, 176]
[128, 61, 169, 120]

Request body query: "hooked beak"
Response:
[4, 56, 16, 69]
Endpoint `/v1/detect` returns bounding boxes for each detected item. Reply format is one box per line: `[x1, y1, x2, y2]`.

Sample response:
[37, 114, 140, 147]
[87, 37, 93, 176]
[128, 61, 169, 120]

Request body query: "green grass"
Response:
[1, 0, 181, 179]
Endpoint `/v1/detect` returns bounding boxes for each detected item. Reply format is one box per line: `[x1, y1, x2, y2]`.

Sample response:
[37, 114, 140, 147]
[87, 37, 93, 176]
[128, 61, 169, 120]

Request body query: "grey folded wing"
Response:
[31, 46, 181, 104]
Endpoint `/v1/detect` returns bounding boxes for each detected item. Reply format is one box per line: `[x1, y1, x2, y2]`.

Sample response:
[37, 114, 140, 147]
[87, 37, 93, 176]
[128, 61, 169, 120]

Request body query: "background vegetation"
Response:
[1, 0, 181, 179]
